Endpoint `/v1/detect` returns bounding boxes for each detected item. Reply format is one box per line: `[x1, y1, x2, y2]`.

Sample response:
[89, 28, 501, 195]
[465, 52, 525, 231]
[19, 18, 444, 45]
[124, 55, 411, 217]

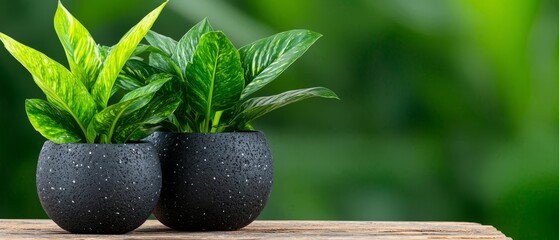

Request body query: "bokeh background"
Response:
[1, 0, 558, 239]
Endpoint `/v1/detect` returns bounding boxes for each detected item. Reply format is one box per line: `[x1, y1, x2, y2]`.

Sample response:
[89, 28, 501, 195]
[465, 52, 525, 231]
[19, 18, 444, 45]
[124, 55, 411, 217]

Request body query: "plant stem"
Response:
[211, 111, 223, 133]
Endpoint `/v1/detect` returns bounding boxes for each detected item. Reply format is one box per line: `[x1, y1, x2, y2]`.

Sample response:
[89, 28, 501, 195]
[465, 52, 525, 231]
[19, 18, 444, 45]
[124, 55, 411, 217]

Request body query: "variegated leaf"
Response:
[54, 2, 101, 90]
[239, 30, 322, 99]
[0, 33, 96, 138]
[145, 30, 177, 56]
[173, 18, 213, 75]
[114, 91, 181, 143]
[88, 77, 170, 143]
[231, 87, 338, 127]
[25, 99, 83, 143]
[91, 1, 167, 108]
[184, 31, 244, 132]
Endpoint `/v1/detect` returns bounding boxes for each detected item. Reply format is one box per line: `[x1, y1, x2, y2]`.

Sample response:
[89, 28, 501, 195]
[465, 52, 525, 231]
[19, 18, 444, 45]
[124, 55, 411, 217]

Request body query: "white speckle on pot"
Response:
[213, 177, 216, 180]
[116, 212, 119, 215]
[68, 148, 72, 152]
[72, 180, 75, 184]
[50, 187, 55, 190]
[71, 200, 75, 203]
[103, 155, 106, 158]
[89, 152, 92, 155]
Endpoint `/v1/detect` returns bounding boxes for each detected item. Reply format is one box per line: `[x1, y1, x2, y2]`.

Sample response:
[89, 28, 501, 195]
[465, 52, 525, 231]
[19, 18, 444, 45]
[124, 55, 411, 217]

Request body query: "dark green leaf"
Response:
[89, 77, 171, 143]
[25, 99, 83, 143]
[239, 30, 322, 99]
[54, 2, 101, 90]
[173, 18, 213, 74]
[145, 30, 177, 56]
[231, 87, 338, 127]
[91, 1, 167, 108]
[114, 91, 181, 143]
[184, 31, 244, 131]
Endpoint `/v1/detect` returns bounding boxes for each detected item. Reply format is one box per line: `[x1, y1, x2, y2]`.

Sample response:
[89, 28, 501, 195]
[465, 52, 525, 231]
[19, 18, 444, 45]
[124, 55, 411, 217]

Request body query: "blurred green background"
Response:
[1, 0, 558, 239]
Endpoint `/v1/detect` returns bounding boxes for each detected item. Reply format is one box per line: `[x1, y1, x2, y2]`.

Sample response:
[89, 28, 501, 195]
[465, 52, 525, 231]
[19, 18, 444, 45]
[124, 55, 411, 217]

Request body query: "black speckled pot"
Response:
[146, 131, 273, 231]
[36, 141, 162, 234]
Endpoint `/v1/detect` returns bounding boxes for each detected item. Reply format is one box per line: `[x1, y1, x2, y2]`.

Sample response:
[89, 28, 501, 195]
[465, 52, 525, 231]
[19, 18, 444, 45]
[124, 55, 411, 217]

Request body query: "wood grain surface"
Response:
[0, 219, 511, 239]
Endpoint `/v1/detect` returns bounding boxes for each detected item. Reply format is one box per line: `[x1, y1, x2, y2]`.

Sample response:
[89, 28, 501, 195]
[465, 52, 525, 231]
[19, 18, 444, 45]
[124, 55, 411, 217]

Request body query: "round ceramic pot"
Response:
[146, 131, 274, 231]
[36, 141, 162, 234]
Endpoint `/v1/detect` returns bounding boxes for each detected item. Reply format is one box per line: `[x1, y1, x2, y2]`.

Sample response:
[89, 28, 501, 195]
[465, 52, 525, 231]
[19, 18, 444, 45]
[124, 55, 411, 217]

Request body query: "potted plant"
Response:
[0, 1, 177, 234]
[127, 19, 339, 230]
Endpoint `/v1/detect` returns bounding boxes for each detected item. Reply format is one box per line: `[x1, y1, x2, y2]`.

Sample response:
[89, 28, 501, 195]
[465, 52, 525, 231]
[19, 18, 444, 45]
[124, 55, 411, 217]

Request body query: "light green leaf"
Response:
[89, 77, 170, 143]
[25, 99, 83, 143]
[184, 31, 244, 132]
[173, 18, 213, 74]
[0, 33, 96, 138]
[239, 30, 322, 99]
[145, 30, 177, 56]
[54, 1, 101, 90]
[231, 87, 338, 127]
[91, 1, 167, 108]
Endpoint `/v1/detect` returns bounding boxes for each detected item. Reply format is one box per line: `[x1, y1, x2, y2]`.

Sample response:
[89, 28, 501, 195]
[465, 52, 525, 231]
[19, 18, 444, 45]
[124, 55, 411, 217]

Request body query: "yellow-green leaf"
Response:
[54, 1, 101, 90]
[25, 99, 83, 143]
[91, 1, 167, 108]
[0, 32, 96, 137]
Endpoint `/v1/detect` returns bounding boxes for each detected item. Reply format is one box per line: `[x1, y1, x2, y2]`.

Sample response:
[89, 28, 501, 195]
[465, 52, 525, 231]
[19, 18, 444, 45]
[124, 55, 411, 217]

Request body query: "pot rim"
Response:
[44, 140, 153, 146]
[153, 130, 263, 135]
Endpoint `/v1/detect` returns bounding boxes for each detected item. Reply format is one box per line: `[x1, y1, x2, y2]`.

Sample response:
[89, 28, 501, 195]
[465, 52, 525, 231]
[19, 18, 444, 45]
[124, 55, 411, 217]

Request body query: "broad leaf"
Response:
[88, 77, 170, 143]
[91, 1, 167, 108]
[54, 2, 101, 90]
[173, 18, 213, 75]
[184, 31, 244, 130]
[120, 74, 171, 102]
[25, 99, 83, 143]
[145, 30, 177, 56]
[231, 87, 338, 127]
[114, 91, 181, 143]
[239, 30, 322, 99]
[0, 33, 96, 137]
[119, 59, 161, 85]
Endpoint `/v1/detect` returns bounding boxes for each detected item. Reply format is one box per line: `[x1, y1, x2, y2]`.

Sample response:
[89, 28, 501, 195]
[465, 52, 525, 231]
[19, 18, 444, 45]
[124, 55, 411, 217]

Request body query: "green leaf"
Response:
[239, 30, 322, 99]
[54, 2, 101, 90]
[88, 77, 170, 143]
[91, 1, 167, 108]
[0, 33, 96, 138]
[25, 99, 83, 143]
[231, 87, 338, 127]
[145, 30, 177, 56]
[173, 18, 213, 74]
[120, 74, 171, 102]
[114, 91, 181, 143]
[184, 31, 244, 132]
[119, 59, 160, 85]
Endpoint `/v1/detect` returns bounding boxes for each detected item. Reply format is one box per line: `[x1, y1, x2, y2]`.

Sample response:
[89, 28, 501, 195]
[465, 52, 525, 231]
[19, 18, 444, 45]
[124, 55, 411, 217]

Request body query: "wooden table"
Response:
[0, 219, 510, 239]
